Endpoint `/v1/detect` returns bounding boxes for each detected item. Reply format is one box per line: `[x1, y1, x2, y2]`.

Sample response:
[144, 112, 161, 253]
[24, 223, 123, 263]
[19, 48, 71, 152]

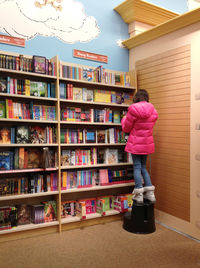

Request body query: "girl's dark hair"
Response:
[133, 89, 149, 103]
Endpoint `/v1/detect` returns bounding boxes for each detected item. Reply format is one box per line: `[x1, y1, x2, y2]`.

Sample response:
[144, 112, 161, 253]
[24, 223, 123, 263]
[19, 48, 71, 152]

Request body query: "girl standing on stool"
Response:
[121, 89, 158, 204]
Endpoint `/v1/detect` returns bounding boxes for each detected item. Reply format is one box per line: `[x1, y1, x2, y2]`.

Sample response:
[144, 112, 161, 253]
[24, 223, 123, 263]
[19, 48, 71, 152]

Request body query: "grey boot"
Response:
[132, 187, 144, 203]
[143, 185, 156, 203]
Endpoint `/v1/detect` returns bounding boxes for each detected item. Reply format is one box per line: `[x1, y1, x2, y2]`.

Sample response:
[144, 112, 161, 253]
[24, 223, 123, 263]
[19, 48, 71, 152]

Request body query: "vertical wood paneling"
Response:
[136, 45, 190, 221]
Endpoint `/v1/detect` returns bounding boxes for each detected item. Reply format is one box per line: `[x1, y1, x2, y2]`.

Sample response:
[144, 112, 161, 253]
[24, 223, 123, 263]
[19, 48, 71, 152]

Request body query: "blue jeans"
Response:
[132, 154, 152, 189]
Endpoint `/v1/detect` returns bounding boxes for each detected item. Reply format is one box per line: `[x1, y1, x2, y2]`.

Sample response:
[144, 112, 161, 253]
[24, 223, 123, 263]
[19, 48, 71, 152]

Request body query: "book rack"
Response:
[0, 50, 136, 242]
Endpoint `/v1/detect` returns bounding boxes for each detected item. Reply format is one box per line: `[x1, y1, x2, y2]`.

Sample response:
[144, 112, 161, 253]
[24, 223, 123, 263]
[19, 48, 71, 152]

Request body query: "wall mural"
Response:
[0, 0, 100, 43]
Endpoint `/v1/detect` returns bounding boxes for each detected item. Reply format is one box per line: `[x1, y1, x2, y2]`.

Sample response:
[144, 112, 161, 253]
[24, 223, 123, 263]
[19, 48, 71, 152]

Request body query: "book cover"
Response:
[73, 87, 82, 101]
[105, 149, 118, 164]
[99, 169, 109, 185]
[97, 129, 106, 143]
[61, 150, 71, 166]
[0, 151, 11, 170]
[85, 129, 96, 143]
[43, 201, 57, 222]
[0, 128, 11, 144]
[0, 100, 6, 118]
[82, 68, 93, 82]
[16, 126, 29, 144]
[30, 126, 46, 144]
[0, 76, 7, 93]
[27, 148, 41, 168]
[16, 204, 31, 225]
[82, 88, 93, 102]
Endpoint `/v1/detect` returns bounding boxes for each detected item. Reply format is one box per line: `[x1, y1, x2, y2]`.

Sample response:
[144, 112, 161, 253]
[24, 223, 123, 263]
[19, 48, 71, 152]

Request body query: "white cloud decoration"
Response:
[0, 0, 100, 43]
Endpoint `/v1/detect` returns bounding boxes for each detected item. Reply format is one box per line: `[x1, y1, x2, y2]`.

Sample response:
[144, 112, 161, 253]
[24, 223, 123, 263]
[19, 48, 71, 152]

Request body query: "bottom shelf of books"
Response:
[0, 192, 134, 236]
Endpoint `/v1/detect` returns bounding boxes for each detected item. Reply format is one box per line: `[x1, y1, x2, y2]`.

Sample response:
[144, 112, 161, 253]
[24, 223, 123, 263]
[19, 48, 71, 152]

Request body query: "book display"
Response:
[0, 50, 136, 241]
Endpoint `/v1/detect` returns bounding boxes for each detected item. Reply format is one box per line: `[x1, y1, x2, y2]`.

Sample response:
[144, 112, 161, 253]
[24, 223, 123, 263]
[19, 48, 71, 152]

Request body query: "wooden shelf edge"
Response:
[0, 191, 59, 201]
[61, 162, 133, 170]
[61, 182, 134, 194]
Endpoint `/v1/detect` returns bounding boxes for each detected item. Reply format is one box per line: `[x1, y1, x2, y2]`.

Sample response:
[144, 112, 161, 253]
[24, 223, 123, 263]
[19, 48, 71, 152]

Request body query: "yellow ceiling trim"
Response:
[114, 0, 178, 25]
[122, 7, 200, 49]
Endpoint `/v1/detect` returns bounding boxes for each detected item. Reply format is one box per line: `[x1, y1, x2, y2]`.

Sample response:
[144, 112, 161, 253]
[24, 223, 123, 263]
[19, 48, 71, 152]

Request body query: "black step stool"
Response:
[123, 200, 156, 234]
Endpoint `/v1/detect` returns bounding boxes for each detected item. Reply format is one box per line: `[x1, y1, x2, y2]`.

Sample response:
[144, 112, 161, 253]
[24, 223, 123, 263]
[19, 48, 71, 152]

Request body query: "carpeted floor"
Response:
[0, 221, 200, 268]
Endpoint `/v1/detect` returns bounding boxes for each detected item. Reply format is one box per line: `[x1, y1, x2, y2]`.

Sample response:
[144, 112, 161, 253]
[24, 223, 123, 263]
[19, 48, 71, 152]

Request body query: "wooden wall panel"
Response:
[136, 45, 190, 221]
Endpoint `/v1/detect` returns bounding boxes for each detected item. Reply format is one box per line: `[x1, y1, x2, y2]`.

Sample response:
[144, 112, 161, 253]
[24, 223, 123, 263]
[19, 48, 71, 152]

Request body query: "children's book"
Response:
[61, 150, 71, 166]
[29, 126, 46, 144]
[82, 68, 93, 82]
[0, 101, 6, 118]
[73, 87, 82, 101]
[105, 149, 118, 164]
[0, 128, 11, 144]
[0, 76, 7, 93]
[85, 129, 96, 143]
[16, 204, 31, 225]
[99, 169, 109, 185]
[0, 151, 12, 170]
[82, 88, 93, 102]
[16, 126, 29, 144]
[27, 148, 41, 168]
[97, 129, 106, 143]
[43, 201, 57, 222]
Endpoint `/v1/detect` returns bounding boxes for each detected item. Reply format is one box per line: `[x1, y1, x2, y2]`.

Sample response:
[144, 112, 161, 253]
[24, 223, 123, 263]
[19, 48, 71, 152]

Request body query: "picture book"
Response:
[113, 111, 121, 123]
[29, 126, 46, 144]
[0, 207, 11, 230]
[67, 171, 77, 189]
[16, 126, 29, 144]
[97, 129, 106, 143]
[61, 150, 71, 166]
[73, 87, 82, 101]
[99, 169, 109, 185]
[0, 100, 6, 118]
[16, 204, 31, 225]
[82, 68, 93, 82]
[61, 201, 76, 218]
[85, 129, 96, 143]
[105, 149, 118, 164]
[0, 76, 7, 93]
[0, 128, 11, 144]
[30, 81, 47, 97]
[27, 148, 41, 168]
[43, 201, 57, 222]
[0, 151, 12, 170]
[82, 88, 93, 102]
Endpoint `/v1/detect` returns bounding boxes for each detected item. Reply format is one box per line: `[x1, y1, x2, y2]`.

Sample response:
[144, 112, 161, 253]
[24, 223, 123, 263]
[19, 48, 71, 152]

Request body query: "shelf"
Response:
[60, 121, 121, 126]
[0, 167, 58, 174]
[60, 143, 126, 147]
[0, 93, 57, 102]
[0, 143, 58, 147]
[0, 68, 57, 80]
[0, 191, 59, 201]
[0, 221, 59, 234]
[0, 118, 58, 124]
[61, 216, 81, 224]
[60, 99, 129, 108]
[61, 163, 132, 170]
[59, 76, 135, 91]
[61, 182, 134, 194]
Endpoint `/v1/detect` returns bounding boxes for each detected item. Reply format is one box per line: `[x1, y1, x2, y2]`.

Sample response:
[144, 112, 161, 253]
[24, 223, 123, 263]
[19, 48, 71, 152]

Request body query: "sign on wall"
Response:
[73, 49, 108, 63]
[0, 34, 25, 47]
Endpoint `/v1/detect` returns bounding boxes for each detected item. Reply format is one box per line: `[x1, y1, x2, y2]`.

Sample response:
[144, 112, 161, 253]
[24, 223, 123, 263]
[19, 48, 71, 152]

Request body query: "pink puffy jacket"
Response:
[121, 101, 158, 155]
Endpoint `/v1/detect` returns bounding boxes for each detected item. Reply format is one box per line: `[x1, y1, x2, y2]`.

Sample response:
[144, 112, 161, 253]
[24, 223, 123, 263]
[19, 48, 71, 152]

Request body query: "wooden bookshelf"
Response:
[0, 50, 135, 241]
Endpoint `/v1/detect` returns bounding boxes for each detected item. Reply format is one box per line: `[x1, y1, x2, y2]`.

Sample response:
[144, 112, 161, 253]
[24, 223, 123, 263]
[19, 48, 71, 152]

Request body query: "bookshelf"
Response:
[0, 50, 136, 241]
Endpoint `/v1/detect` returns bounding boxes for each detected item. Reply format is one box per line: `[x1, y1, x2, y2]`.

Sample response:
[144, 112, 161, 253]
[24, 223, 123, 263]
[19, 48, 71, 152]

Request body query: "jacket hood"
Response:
[129, 101, 155, 119]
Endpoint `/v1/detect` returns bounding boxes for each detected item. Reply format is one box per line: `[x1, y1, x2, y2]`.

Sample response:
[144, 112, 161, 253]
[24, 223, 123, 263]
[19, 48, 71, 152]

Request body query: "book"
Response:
[61, 201, 76, 218]
[31, 204, 44, 224]
[0, 76, 7, 93]
[73, 87, 82, 101]
[0, 151, 12, 170]
[16, 204, 31, 225]
[82, 68, 93, 82]
[61, 150, 71, 166]
[85, 129, 96, 143]
[27, 148, 41, 168]
[99, 169, 109, 185]
[0, 100, 6, 118]
[43, 201, 57, 222]
[29, 126, 46, 144]
[0, 207, 11, 230]
[82, 88, 93, 102]
[0, 127, 11, 144]
[16, 126, 29, 144]
[105, 149, 118, 164]
[97, 129, 106, 143]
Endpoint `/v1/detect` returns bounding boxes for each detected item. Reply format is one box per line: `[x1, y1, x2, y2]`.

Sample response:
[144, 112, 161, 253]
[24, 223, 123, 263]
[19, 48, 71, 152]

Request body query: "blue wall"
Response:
[0, 0, 189, 72]
[0, 0, 129, 72]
